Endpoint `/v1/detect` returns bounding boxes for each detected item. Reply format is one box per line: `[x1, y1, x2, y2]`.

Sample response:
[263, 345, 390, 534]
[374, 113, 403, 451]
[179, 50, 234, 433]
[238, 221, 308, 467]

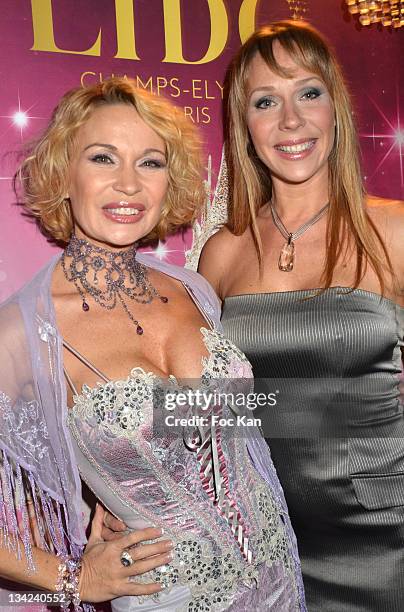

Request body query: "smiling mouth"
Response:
[274, 140, 316, 153]
[107, 207, 141, 216]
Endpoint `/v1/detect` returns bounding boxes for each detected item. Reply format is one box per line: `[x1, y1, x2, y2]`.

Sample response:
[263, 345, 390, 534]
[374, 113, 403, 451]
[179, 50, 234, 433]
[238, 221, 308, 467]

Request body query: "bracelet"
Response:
[55, 555, 83, 611]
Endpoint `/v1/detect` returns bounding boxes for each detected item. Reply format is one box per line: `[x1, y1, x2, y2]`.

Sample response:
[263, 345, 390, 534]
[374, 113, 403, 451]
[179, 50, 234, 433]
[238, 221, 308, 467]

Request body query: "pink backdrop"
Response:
[0, 0, 403, 302]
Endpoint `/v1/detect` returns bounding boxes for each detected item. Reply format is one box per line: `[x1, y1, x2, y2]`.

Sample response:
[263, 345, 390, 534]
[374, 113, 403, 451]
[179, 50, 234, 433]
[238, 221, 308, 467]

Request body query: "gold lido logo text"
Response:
[30, 0, 263, 63]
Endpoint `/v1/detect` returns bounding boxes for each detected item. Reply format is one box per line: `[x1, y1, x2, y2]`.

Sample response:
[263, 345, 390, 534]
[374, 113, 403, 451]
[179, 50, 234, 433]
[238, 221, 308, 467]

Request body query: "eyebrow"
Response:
[83, 143, 166, 156]
[249, 76, 323, 96]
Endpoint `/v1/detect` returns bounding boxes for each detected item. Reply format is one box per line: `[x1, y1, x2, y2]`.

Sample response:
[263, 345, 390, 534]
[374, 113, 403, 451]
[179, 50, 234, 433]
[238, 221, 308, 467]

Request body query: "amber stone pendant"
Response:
[278, 239, 295, 272]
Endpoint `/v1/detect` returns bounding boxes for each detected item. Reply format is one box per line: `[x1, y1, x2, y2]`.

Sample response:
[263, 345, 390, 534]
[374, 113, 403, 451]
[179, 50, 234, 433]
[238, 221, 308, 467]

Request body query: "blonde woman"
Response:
[199, 21, 404, 612]
[0, 78, 305, 611]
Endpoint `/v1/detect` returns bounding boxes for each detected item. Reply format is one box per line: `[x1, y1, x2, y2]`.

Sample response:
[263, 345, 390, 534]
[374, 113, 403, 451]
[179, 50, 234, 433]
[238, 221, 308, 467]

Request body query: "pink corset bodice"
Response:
[67, 328, 300, 611]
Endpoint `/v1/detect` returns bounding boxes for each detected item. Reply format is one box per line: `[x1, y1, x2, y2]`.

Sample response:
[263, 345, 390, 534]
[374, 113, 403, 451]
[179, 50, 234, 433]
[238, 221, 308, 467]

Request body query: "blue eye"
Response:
[90, 153, 114, 164]
[254, 97, 276, 109]
[300, 87, 322, 101]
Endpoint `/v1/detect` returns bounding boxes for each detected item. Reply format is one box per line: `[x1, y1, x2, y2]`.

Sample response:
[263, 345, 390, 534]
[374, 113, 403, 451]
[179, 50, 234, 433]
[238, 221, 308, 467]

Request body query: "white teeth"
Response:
[276, 141, 314, 153]
[107, 207, 140, 215]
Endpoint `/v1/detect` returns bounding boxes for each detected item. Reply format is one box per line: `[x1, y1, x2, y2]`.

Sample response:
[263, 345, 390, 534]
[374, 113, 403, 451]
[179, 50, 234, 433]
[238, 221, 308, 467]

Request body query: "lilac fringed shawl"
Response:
[0, 251, 305, 609]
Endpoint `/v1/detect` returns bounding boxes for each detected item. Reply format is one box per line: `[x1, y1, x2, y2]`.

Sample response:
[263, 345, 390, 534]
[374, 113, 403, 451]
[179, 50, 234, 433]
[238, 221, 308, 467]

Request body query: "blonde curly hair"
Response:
[15, 78, 205, 244]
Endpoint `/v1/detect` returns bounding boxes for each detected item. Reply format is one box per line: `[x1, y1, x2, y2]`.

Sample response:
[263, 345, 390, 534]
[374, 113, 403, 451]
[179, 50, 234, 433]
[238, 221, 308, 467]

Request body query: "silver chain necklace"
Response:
[61, 234, 168, 335]
[270, 202, 329, 272]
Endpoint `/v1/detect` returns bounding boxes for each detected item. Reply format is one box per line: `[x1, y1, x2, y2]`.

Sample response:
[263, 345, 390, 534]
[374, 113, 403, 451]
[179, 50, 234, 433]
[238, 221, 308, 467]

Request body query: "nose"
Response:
[113, 164, 141, 195]
[278, 99, 305, 131]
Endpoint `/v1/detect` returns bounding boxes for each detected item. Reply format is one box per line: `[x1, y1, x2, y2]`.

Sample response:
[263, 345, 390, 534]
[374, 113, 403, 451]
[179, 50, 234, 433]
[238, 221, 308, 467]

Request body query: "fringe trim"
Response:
[0, 447, 72, 573]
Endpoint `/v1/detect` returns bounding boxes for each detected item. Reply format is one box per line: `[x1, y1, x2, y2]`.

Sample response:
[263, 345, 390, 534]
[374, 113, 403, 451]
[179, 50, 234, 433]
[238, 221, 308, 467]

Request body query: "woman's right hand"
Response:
[79, 504, 173, 602]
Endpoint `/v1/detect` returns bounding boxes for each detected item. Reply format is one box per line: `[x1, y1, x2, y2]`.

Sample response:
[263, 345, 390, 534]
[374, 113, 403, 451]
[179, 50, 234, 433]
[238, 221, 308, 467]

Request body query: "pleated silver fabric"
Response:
[221, 287, 404, 612]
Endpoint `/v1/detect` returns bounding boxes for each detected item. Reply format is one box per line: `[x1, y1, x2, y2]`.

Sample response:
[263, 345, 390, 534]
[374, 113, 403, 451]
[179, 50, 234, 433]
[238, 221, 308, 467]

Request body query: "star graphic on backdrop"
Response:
[0, 92, 45, 182]
[0, 91, 44, 141]
[144, 241, 185, 262]
[360, 84, 403, 187]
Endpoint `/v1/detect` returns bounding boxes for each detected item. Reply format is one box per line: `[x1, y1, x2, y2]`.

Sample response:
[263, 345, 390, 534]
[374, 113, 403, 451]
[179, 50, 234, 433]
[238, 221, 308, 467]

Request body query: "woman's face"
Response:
[246, 42, 335, 187]
[67, 103, 168, 249]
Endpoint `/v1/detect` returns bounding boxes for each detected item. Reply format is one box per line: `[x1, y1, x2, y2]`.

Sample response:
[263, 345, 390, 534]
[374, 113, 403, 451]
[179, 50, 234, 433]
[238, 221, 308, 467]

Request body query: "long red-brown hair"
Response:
[225, 20, 392, 292]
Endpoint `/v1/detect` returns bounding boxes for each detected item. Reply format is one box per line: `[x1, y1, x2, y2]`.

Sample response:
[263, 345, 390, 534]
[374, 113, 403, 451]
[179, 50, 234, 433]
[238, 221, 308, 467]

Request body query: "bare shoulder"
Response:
[366, 195, 404, 247]
[200, 225, 242, 254]
[0, 299, 26, 346]
[366, 194, 404, 226]
[198, 226, 245, 298]
[0, 300, 30, 396]
[366, 195, 404, 288]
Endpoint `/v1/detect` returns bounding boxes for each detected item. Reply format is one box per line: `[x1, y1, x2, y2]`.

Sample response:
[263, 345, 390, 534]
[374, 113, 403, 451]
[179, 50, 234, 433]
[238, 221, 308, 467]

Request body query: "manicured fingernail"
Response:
[166, 551, 174, 561]
[163, 540, 174, 550]
[156, 527, 164, 535]
[159, 583, 166, 590]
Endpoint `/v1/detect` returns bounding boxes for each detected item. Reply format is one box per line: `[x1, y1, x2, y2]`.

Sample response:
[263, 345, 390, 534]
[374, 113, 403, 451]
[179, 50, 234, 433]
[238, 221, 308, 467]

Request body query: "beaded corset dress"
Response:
[66, 324, 303, 612]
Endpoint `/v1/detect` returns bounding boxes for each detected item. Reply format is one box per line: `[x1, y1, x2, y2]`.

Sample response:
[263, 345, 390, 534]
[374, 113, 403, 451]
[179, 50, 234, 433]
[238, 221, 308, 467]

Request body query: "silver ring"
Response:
[120, 550, 134, 567]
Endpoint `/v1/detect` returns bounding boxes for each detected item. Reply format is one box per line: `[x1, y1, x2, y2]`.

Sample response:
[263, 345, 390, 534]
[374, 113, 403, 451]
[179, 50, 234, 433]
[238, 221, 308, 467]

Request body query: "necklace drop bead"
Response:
[61, 234, 169, 336]
[278, 242, 295, 272]
[270, 202, 329, 273]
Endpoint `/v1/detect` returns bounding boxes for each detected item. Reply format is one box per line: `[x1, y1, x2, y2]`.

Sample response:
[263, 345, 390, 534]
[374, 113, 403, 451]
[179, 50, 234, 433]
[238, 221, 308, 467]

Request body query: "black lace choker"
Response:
[61, 234, 168, 335]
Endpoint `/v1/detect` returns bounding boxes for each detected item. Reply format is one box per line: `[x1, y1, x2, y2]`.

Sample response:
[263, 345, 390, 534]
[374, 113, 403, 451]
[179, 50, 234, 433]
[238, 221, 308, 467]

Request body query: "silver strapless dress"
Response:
[222, 287, 404, 612]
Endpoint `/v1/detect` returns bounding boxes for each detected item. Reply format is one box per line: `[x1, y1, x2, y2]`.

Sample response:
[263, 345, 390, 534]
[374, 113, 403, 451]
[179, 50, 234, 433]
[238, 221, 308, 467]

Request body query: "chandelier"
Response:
[346, 0, 404, 27]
